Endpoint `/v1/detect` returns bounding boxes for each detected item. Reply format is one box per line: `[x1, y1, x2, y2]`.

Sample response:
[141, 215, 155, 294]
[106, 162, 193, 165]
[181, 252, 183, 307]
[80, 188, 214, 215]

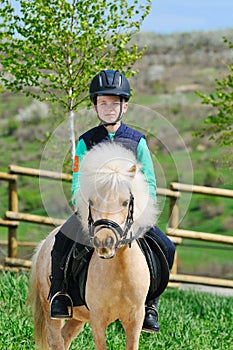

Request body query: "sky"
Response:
[141, 0, 233, 34]
[10, 0, 233, 35]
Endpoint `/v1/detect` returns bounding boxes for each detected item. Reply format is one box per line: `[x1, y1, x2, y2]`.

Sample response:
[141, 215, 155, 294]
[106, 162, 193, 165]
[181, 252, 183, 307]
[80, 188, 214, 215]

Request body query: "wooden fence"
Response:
[0, 164, 233, 289]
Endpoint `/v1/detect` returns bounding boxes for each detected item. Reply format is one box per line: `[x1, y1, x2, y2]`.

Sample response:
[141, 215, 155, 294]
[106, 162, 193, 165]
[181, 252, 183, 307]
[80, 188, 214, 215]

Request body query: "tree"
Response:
[0, 0, 151, 160]
[196, 38, 233, 158]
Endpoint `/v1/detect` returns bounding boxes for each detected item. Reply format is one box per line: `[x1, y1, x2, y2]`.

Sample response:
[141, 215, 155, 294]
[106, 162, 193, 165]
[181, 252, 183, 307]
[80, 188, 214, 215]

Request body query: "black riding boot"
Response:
[142, 297, 160, 333]
[50, 249, 71, 319]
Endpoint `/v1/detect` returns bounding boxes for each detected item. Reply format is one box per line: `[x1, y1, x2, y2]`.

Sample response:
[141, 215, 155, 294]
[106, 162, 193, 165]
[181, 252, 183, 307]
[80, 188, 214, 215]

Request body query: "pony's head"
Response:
[75, 143, 159, 258]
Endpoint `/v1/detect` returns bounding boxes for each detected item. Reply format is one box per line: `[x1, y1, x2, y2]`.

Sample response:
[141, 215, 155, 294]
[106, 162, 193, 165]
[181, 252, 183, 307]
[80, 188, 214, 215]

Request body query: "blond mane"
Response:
[75, 142, 159, 234]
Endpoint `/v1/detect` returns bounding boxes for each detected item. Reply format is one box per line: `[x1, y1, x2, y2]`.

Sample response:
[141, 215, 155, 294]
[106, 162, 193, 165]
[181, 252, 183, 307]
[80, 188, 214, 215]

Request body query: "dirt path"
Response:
[179, 283, 233, 297]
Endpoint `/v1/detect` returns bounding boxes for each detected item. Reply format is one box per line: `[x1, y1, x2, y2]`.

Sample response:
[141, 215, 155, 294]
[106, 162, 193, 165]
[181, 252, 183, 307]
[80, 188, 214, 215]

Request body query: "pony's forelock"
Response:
[75, 143, 159, 232]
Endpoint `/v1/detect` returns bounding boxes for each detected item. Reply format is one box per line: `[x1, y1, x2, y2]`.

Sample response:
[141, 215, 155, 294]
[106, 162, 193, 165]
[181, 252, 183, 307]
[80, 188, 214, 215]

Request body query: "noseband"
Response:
[88, 193, 134, 248]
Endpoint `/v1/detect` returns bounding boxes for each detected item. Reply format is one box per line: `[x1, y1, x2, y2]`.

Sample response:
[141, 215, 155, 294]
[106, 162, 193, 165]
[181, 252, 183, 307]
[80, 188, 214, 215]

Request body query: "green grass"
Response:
[131, 92, 200, 107]
[0, 272, 232, 349]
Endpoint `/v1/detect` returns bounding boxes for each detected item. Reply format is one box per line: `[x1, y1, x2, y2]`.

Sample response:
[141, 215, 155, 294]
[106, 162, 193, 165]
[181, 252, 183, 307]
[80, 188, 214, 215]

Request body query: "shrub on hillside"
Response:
[15, 101, 49, 125]
[203, 168, 223, 187]
[198, 197, 224, 219]
[6, 120, 20, 136]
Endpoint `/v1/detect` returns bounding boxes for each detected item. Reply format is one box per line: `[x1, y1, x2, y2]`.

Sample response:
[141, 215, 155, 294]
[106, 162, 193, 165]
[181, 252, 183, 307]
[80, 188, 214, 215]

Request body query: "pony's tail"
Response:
[27, 241, 50, 350]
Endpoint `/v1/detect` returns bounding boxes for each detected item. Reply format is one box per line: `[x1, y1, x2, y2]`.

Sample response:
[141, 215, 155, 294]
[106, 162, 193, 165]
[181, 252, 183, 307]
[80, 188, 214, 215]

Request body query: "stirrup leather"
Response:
[146, 305, 158, 314]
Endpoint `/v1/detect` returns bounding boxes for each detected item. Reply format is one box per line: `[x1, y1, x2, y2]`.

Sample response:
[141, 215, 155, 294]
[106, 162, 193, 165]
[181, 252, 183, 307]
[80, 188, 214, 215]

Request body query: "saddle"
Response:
[65, 234, 170, 307]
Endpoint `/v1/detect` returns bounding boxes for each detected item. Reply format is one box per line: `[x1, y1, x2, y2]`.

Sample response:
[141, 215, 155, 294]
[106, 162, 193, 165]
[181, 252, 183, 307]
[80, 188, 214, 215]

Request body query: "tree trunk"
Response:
[68, 110, 76, 164]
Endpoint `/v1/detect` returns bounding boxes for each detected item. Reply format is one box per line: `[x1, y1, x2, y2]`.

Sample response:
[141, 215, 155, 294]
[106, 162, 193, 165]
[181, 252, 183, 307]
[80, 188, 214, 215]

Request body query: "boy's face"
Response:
[95, 95, 128, 124]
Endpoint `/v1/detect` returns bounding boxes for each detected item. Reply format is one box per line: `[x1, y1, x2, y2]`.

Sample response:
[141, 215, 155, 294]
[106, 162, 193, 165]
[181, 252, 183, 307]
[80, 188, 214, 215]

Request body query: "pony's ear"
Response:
[128, 164, 137, 178]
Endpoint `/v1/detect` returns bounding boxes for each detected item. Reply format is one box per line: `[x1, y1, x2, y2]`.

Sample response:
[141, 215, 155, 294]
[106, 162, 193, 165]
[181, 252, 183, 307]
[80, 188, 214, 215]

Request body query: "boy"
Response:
[50, 70, 175, 333]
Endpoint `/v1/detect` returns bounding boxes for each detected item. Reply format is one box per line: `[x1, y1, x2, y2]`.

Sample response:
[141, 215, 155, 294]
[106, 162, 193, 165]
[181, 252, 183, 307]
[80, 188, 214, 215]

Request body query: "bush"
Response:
[198, 197, 224, 219]
[6, 120, 20, 136]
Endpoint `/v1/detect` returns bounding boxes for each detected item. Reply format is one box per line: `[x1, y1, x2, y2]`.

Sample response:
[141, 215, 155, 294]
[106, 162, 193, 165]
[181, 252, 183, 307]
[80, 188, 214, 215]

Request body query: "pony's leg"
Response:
[123, 308, 145, 350]
[125, 327, 141, 350]
[47, 319, 66, 350]
[61, 319, 85, 350]
[90, 317, 108, 350]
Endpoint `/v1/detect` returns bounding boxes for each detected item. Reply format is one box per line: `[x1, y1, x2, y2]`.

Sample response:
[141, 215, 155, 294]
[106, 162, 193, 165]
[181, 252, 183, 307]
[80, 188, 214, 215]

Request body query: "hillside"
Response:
[1, 30, 233, 176]
[0, 29, 233, 276]
[130, 30, 233, 187]
[132, 29, 233, 93]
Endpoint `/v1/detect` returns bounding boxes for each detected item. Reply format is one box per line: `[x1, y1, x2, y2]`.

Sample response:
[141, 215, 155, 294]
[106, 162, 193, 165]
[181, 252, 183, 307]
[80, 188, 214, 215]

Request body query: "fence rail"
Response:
[170, 182, 233, 198]
[166, 228, 233, 245]
[1, 165, 233, 289]
[5, 210, 65, 226]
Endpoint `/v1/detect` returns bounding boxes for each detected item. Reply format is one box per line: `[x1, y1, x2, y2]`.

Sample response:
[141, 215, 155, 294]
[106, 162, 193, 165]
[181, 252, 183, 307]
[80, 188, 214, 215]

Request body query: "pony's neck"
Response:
[115, 244, 133, 260]
[116, 245, 128, 255]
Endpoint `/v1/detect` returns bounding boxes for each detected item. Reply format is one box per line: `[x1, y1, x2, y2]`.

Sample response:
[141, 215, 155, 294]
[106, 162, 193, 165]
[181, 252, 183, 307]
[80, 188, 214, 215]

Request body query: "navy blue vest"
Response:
[79, 123, 145, 156]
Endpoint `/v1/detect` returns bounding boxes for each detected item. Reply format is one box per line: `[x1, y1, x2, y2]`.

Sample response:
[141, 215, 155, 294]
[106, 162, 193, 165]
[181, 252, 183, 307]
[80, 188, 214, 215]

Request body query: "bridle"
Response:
[88, 192, 135, 248]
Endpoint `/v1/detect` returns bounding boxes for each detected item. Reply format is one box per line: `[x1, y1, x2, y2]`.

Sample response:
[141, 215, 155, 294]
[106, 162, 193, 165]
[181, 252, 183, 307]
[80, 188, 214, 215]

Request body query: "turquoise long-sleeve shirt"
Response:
[71, 133, 156, 204]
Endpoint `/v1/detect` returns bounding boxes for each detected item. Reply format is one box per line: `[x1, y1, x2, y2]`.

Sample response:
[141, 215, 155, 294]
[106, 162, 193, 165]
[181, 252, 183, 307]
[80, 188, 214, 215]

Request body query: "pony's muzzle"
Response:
[93, 228, 116, 259]
[93, 235, 114, 249]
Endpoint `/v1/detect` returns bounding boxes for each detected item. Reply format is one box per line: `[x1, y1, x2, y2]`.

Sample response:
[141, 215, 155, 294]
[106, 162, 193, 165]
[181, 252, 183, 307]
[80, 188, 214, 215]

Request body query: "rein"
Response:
[88, 193, 135, 248]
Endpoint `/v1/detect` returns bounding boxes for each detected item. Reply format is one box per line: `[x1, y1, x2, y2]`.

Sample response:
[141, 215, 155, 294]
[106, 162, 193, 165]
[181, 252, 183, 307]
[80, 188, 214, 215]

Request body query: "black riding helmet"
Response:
[89, 70, 130, 104]
[89, 70, 130, 125]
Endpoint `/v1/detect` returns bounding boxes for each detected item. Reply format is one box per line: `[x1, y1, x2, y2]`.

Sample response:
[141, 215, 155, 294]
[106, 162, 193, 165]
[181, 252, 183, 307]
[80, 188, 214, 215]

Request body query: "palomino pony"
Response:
[28, 143, 160, 350]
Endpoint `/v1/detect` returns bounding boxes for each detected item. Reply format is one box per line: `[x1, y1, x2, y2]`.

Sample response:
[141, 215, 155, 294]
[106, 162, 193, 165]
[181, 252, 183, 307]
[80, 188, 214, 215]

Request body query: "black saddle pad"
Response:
[67, 247, 93, 307]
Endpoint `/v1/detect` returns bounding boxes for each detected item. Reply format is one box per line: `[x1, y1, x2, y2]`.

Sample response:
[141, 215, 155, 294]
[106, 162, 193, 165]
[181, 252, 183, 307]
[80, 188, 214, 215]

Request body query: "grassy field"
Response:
[0, 272, 232, 350]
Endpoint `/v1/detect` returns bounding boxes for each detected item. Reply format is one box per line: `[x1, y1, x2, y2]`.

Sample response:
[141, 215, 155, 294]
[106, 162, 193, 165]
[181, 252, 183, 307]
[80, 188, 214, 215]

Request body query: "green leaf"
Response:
[195, 38, 233, 150]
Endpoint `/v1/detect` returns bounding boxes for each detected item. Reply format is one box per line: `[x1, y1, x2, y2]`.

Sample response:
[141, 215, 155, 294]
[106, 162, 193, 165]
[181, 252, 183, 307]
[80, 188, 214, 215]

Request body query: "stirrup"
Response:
[49, 291, 73, 319]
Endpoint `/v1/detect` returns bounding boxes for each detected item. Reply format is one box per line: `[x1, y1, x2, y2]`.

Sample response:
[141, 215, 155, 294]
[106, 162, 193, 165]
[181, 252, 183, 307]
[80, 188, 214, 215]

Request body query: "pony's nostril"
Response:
[93, 235, 114, 248]
[105, 236, 114, 247]
[93, 236, 100, 248]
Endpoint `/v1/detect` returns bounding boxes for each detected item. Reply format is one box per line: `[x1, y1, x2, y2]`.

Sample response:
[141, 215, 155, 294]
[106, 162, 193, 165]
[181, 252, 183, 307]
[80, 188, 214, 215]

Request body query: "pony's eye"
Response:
[89, 199, 94, 206]
[122, 200, 129, 207]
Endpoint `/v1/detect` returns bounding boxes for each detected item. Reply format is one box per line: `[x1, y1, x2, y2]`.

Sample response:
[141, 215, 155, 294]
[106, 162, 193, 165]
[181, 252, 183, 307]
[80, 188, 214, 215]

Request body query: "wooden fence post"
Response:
[168, 188, 180, 275]
[8, 174, 18, 258]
